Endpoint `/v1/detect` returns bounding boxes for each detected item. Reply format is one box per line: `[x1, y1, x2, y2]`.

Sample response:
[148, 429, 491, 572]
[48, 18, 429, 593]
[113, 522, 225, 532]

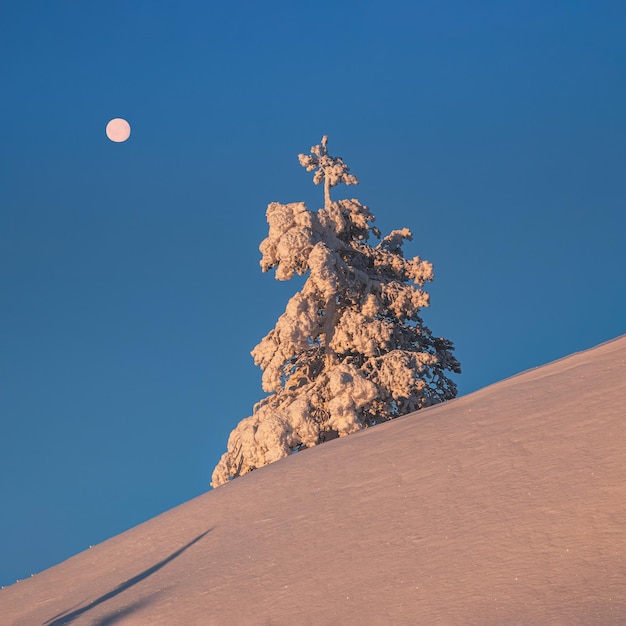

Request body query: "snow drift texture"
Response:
[1, 335, 625, 625]
[212, 136, 460, 486]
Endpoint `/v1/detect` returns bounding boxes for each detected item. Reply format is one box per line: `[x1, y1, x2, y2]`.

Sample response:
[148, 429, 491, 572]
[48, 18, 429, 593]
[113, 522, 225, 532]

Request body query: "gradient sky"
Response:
[1, 1, 625, 588]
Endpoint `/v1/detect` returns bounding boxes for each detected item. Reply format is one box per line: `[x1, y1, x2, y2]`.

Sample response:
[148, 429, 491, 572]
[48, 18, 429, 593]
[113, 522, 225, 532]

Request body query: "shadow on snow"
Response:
[43, 528, 212, 626]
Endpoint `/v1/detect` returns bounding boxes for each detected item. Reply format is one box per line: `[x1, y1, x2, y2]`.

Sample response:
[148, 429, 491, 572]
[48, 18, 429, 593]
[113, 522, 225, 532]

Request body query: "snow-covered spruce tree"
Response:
[211, 136, 460, 487]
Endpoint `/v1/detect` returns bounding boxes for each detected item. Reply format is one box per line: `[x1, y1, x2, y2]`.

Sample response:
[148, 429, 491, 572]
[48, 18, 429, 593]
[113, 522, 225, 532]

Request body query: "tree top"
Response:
[298, 136, 359, 208]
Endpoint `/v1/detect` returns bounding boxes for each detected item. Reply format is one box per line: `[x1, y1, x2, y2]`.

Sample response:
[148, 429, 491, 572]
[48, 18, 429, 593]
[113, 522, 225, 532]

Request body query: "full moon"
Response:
[106, 118, 131, 142]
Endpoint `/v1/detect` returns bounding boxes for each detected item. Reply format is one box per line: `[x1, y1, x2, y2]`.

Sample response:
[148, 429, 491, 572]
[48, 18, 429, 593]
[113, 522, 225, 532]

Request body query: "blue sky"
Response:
[1, 0, 624, 587]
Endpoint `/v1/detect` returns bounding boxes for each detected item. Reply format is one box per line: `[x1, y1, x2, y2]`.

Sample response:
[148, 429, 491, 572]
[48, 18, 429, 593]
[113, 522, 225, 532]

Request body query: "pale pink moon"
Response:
[105, 118, 131, 142]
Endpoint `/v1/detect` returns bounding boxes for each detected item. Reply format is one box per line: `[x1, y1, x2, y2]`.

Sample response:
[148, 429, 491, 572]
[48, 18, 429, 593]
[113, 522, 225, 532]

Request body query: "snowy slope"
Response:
[1, 336, 625, 625]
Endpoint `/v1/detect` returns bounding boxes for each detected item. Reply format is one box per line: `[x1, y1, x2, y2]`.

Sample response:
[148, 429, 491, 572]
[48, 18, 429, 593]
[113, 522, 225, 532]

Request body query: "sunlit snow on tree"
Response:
[211, 136, 460, 487]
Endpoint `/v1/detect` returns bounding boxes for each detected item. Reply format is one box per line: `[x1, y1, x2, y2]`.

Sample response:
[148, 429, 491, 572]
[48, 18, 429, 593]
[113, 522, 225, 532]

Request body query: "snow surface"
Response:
[1, 336, 625, 625]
